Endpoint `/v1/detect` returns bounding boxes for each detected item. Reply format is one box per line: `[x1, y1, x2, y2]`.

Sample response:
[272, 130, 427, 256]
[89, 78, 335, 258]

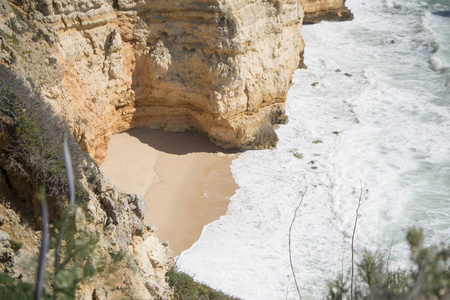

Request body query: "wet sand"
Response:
[100, 128, 239, 256]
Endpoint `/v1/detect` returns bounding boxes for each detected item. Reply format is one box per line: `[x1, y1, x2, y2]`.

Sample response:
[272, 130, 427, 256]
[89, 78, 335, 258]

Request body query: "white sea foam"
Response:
[431, 52, 449, 71]
[177, 0, 450, 299]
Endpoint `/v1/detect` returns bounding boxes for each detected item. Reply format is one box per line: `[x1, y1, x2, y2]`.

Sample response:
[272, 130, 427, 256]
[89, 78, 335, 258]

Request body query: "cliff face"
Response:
[301, 0, 353, 24]
[124, 0, 304, 151]
[0, 0, 354, 297]
[0, 1, 305, 297]
[1, 0, 352, 164]
[22, 0, 305, 163]
[0, 66, 174, 299]
[0, 174, 175, 299]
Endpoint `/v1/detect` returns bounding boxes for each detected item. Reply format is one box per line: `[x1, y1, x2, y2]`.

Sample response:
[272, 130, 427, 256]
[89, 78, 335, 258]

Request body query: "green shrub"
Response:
[87, 168, 100, 184]
[1, 90, 69, 198]
[0, 71, 88, 202]
[8, 18, 18, 33]
[0, 191, 100, 299]
[167, 270, 240, 300]
[0, 29, 19, 47]
[109, 250, 126, 263]
[43, 34, 51, 44]
[326, 228, 449, 300]
[0, 273, 49, 300]
[9, 240, 22, 254]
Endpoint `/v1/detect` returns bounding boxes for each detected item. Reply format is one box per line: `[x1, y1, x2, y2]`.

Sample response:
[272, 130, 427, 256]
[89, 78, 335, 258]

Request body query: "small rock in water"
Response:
[311, 166, 318, 170]
[293, 152, 303, 159]
[390, 40, 395, 44]
[333, 131, 340, 135]
[335, 69, 341, 72]
[312, 140, 323, 144]
[311, 82, 319, 87]
[344, 73, 353, 77]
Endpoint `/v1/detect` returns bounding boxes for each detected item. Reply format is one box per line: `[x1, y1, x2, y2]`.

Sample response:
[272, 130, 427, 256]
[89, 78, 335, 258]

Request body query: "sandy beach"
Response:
[100, 128, 239, 256]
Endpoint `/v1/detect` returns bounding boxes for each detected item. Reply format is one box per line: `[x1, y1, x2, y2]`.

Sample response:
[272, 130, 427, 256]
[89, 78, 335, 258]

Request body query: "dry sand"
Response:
[100, 128, 239, 256]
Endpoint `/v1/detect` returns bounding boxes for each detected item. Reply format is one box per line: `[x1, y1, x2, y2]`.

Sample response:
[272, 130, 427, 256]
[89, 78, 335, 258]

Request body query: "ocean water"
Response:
[177, 0, 450, 299]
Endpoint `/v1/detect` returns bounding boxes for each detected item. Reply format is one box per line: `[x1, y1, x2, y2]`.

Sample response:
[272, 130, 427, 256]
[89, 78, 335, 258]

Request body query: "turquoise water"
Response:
[177, 0, 450, 299]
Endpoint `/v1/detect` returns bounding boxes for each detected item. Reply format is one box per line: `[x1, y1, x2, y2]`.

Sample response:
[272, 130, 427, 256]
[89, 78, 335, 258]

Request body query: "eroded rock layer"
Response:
[0, 68, 174, 299]
[301, 0, 353, 24]
[0, 0, 354, 297]
[21, 0, 305, 162]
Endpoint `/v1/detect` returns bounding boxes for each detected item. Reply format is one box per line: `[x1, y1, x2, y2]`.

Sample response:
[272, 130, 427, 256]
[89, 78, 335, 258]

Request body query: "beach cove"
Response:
[100, 128, 239, 256]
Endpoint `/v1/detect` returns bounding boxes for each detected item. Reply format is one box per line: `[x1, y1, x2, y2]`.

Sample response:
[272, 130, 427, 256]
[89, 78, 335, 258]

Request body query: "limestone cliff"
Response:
[0, 1, 305, 297]
[0, 67, 174, 299]
[0, 0, 306, 163]
[301, 0, 353, 24]
[0, 0, 353, 297]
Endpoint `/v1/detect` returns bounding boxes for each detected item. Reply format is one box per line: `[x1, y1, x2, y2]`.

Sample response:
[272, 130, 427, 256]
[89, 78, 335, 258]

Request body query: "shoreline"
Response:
[100, 128, 239, 256]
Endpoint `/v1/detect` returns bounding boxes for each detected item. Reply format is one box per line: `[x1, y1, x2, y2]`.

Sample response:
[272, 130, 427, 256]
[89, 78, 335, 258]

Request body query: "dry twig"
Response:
[288, 184, 310, 300]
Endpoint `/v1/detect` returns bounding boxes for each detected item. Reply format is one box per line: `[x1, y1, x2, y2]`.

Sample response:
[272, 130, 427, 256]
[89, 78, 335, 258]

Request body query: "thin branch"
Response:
[288, 183, 310, 300]
[385, 233, 396, 274]
[54, 136, 76, 298]
[63, 134, 75, 207]
[34, 189, 49, 300]
[54, 208, 70, 277]
[0, 107, 18, 121]
[351, 182, 364, 300]
[59, 246, 85, 270]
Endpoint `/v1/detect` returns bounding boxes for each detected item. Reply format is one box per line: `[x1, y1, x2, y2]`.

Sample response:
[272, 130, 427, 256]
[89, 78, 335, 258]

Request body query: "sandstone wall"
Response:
[0, 0, 353, 297]
[1, 0, 352, 163]
[0, 1, 305, 296]
[0, 65, 174, 299]
[301, 0, 353, 24]
[0, 174, 174, 299]
[119, 0, 304, 151]
[33, 0, 136, 163]
[29, 0, 305, 162]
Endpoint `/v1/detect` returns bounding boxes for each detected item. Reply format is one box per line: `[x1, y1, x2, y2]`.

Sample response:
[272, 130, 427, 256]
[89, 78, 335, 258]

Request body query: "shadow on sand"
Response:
[126, 128, 241, 156]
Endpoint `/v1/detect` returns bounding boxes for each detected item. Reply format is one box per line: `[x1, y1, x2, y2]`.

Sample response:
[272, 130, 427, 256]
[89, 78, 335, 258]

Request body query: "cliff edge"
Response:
[301, 0, 353, 24]
[0, 0, 305, 163]
[0, 0, 353, 298]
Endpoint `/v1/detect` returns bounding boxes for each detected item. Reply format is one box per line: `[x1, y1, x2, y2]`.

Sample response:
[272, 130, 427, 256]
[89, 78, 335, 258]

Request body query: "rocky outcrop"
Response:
[0, 0, 305, 296]
[0, 0, 353, 297]
[0, 178, 174, 299]
[0, 66, 173, 299]
[0, 1, 352, 162]
[3, 0, 304, 162]
[119, 0, 304, 152]
[0, 134, 174, 299]
[301, 0, 353, 24]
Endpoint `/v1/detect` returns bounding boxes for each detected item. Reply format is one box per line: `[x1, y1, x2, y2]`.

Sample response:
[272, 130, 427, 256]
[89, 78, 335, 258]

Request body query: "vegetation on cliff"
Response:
[0, 68, 174, 299]
[0, 69, 87, 202]
[167, 269, 240, 300]
[326, 228, 449, 299]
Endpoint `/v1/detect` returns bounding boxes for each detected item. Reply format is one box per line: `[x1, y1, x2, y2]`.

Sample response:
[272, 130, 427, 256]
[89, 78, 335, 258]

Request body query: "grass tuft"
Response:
[167, 269, 240, 300]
